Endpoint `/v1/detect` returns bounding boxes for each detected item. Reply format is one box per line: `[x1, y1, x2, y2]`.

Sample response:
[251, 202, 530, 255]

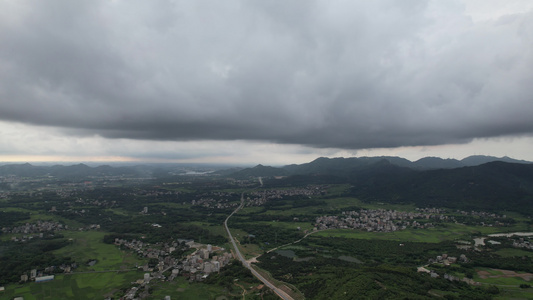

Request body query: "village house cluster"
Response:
[125, 189, 180, 198]
[246, 185, 328, 207]
[427, 253, 469, 266]
[315, 208, 441, 232]
[72, 197, 117, 208]
[116, 239, 234, 300]
[419, 253, 475, 285]
[114, 238, 233, 281]
[19, 262, 78, 283]
[55, 189, 78, 198]
[315, 207, 513, 232]
[424, 270, 477, 285]
[416, 207, 446, 214]
[512, 237, 533, 250]
[191, 197, 238, 209]
[189, 191, 240, 209]
[3, 220, 66, 242]
[180, 249, 233, 281]
[453, 210, 510, 226]
[456, 210, 506, 218]
[114, 238, 180, 260]
[46, 198, 118, 215]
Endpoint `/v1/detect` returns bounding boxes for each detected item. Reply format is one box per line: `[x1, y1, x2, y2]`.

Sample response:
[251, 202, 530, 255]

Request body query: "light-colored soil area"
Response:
[477, 269, 533, 281]
[247, 256, 259, 264]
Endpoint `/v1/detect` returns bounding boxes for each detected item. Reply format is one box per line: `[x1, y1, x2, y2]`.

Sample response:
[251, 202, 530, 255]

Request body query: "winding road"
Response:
[224, 192, 295, 300]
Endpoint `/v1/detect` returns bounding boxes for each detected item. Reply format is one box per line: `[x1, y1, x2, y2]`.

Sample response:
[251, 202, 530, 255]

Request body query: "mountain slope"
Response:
[0, 163, 140, 179]
[229, 164, 288, 179]
[461, 155, 531, 166]
[227, 155, 532, 179]
[348, 161, 533, 212]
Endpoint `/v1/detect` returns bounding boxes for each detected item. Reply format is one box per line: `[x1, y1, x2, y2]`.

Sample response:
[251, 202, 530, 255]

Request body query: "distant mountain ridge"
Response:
[0, 163, 142, 179]
[229, 155, 532, 178]
[2, 156, 533, 213]
[228, 164, 288, 179]
[1, 155, 530, 180]
[0, 162, 232, 180]
[234, 157, 533, 214]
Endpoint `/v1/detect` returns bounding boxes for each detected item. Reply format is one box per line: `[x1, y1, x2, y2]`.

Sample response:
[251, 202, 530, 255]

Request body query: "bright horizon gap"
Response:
[1, 137, 532, 166]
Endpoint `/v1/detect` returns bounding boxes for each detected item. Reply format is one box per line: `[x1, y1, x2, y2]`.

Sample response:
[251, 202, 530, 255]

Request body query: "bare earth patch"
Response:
[247, 256, 259, 264]
[477, 269, 533, 281]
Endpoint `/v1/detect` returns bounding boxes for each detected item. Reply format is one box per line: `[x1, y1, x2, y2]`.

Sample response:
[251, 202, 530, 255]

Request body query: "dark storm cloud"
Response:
[1, 0, 533, 149]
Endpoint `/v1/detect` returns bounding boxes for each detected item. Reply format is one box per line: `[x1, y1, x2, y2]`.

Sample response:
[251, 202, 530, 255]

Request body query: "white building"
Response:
[35, 275, 54, 283]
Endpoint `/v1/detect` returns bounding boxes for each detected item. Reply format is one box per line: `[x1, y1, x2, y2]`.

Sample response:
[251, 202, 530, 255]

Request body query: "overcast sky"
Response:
[1, 0, 533, 165]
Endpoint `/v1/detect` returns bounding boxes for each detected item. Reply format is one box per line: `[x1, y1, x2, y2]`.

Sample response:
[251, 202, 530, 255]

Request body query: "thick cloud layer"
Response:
[1, 0, 532, 150]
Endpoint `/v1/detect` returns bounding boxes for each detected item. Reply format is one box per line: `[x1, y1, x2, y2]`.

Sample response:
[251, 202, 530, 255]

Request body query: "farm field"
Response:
[53, 231, 145, 272]
[146, 277, 228, 300]
[496, 248, 533, 258]
[314, 222, 530, 243]
[1, 271, 143, 300]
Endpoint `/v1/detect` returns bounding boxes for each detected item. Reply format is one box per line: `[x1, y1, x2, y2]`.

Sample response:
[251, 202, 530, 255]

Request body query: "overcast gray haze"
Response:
[1, 0, 533, 165]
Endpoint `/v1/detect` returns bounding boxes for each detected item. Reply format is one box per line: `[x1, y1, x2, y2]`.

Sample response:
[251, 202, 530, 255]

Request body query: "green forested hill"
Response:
[348, 161, 533, 212]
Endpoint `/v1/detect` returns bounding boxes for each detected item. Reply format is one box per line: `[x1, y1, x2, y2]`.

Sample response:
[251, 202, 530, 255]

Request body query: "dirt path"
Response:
[266, 228, 330, 254]
[234, 282, 246, 300]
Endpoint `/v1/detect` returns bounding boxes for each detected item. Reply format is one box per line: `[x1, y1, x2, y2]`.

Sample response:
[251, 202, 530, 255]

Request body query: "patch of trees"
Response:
[236, 213, 313, 223]
[144, 224, 227, 245]
[303, 237, 458, 266]
[228, 222, 302, 248]
[204, 262, 258, 288]
[257, 252, 497, 299]
[261, 197, 326, 211]
[466, 252, 533, 273]
[0, 211, 30, 227]
[0, 238, 73, 284]
[104, 221, 226, 245]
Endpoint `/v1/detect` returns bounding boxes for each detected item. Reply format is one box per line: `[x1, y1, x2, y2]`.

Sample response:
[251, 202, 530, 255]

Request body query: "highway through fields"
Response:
[224, 192, 295, 300]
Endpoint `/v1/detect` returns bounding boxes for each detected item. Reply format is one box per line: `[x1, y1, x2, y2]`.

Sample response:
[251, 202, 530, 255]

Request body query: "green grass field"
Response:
[325, 184, 352, 195]
[313, 222, 531, 243]
[314, 227, 451, 243]
[185, 222, 227, 236]
[257, 220, 314, 232]
[319, 197, 416, 211]
[473, 267, 533, 299]
[239, 206, 266, 214]
[249, 196, 419, 217]
[147, 276, 230, 299]
[2, 229, 147, 300]
[496, 287, 533, 300]
[475, 274, 530, 286]
[53, 230, 145, 271]
[148, 202, 192, 209]
[236, 242, 263, 260]
[1, 271, 143, 300]
[496, 248, 533, 258]
[103, 208, 132, 216]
